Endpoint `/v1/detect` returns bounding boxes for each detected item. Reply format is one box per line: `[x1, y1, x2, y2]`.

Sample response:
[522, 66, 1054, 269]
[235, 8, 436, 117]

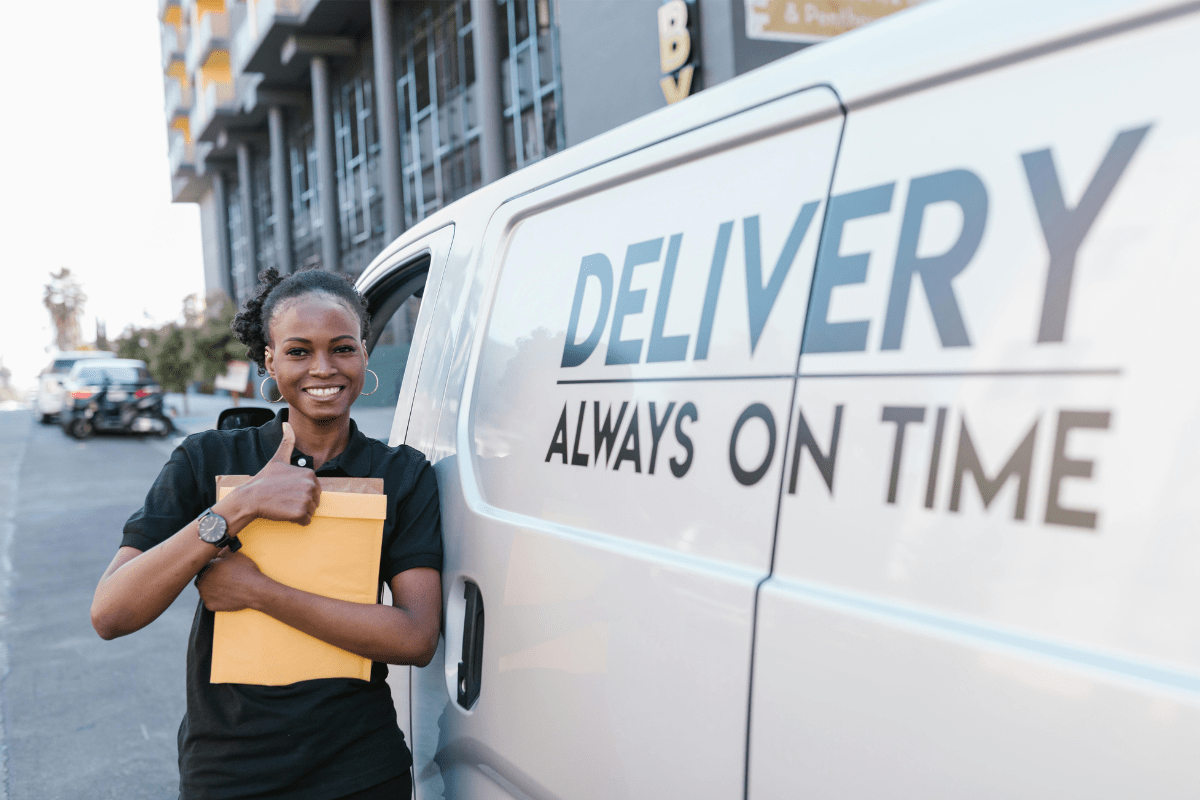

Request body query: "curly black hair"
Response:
[231, 267, 372, 370]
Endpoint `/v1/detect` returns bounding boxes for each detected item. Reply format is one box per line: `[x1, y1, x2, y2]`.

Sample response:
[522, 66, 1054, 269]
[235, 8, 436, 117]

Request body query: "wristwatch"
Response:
[197, 508, 241, 551]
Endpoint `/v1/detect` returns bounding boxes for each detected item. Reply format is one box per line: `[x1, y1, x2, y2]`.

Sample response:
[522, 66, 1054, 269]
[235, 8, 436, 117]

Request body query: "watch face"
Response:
[198, 511, 227, 544]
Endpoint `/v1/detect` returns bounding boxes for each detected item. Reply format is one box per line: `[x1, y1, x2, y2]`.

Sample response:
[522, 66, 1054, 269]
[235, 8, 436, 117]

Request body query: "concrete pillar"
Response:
[371, 0, 404, 241]
[470, 0, 506, 184]
[268, 106, 295, 275]
[236, 142, 258, 282]
[211, 171, 234, 300]
[310, 55, 341, 272]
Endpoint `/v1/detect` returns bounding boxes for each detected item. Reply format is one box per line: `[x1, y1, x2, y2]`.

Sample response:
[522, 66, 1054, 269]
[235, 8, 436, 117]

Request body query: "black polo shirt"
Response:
[122, 409, 442, 800]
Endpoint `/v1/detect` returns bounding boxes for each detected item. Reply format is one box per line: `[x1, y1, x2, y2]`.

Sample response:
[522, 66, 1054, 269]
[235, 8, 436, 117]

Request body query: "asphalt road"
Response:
[0, 400, 405, 799]
[0, 410, 194, 799]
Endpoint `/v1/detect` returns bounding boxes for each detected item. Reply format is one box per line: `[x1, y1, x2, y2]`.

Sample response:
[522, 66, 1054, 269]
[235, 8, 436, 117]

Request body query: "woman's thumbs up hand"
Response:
[271, 420, 297, 464]
[223, 423, 322, 527]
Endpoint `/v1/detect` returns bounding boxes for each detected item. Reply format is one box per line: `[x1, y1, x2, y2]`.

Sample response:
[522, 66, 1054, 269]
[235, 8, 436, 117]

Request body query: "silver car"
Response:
[35, 351, 115, 423]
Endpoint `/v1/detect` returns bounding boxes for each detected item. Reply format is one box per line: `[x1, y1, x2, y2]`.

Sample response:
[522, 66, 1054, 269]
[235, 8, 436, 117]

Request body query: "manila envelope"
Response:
[211, 475, 387, 686]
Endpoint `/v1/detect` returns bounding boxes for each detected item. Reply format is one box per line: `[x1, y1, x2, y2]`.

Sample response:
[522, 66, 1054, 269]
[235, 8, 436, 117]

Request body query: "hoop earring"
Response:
[259, 376, 285, 403]
[361, 369, 379, 396]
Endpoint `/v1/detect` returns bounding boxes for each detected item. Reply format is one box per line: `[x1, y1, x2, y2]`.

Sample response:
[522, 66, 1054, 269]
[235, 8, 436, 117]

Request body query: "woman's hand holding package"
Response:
[196, 550, 266, 613]
[222, 422, 321, 526]
[201, 423, 321, 613]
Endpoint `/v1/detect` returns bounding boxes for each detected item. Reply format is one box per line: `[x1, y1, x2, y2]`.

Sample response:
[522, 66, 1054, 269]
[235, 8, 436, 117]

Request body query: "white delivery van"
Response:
[357, 1, 1200, 796]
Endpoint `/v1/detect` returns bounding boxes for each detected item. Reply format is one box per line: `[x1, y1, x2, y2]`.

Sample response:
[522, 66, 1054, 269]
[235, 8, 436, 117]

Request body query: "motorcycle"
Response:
[63, 379, 175, 440]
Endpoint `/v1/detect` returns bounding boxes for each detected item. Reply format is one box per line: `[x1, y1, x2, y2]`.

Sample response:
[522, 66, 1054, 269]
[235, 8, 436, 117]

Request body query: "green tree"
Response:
[187, 293, 247, 388]
[149, 324, 195, 415]
[112, 292, 249, 415]
[116, 327, 157, 364]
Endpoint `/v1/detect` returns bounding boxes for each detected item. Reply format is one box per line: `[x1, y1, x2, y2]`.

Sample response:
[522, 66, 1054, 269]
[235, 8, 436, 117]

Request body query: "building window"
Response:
[288, 112, 323, 270]
[498, 0, 564, 173]
[226, 173, 253, 306]
[333, 51, 386, 277]
[251, 149, 277, 275]
[395, 0, 483, 227]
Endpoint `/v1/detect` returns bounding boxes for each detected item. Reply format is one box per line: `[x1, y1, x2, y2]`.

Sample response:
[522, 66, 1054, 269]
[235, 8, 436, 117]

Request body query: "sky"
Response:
[0, 1, 206, 391]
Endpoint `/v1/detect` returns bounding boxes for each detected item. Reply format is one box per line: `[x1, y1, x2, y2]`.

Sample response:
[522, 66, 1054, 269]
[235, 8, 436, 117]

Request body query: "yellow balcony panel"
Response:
[159, 0, 182, 22]
[166, 60, 188, 86]
[186, 0, 227, 32]
[186, 9, 231, 75]
[171, 115, 192, 143]
[199, 50, 233, 87]
[196, 0, 227, 19]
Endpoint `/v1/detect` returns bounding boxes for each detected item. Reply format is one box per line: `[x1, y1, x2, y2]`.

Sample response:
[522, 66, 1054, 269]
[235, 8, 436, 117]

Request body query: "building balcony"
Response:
[190, 79, 238, 143]
[164, 78, 194, 120]
[169, 132, 196, 178]
[186, 10, 231, 75]
[194, 141, 224, 178]
[234, 71, 265, 113]
[240, 0, 309, 81]
[254, 0, 305, 33]
[161, 24, 184, 71]
[231, 13, 256, 75]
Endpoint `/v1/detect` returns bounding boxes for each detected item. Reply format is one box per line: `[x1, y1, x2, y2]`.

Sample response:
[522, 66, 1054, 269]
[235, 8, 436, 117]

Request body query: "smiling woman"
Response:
[90, 267, 443, 800]
[246, 271, 371, 447]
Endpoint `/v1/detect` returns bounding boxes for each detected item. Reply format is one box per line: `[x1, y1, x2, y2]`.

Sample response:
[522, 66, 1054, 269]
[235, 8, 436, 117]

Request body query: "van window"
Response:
[359, 224, 456, 451]
[363, 259, 428, 416]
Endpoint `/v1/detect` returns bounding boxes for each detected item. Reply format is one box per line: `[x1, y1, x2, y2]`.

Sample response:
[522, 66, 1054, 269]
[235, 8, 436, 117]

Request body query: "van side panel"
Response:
[427, 89, 843, 799]
[750, 15, 1200, 798]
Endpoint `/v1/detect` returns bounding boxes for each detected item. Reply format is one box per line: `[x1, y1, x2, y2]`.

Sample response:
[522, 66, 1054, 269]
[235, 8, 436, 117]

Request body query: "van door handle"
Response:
[457, 581, 484, 709]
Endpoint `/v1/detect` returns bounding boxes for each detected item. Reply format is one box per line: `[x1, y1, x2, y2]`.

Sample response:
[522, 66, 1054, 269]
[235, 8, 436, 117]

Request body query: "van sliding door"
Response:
[430, 87, 844, 800]
[748, 13, 1200, 798]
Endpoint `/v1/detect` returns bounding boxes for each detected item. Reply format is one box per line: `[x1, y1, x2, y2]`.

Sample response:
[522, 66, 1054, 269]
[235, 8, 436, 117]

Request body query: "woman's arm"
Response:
[91, 423, 320, 640]
[196, 554, 442, 666]
[90, 497, 253, 640]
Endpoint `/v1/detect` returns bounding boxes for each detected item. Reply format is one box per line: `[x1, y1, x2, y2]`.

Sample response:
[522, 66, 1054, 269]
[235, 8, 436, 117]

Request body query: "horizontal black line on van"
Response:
[555, 368, 1123, 385]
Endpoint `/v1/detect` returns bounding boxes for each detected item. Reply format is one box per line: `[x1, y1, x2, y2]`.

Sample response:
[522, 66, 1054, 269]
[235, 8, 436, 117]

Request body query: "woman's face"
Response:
[263, 293, 366, 423]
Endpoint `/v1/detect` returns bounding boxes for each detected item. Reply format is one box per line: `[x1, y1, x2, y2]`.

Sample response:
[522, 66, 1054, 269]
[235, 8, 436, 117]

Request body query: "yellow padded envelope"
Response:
[211, 476, 388, 686]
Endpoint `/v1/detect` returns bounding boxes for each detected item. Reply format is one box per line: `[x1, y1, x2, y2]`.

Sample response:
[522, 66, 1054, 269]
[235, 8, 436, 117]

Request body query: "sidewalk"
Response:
[163, 392, 398, 444]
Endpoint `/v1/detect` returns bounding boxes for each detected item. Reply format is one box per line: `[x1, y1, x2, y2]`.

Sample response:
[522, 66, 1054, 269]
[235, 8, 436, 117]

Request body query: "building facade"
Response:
[159, 0, 918, 330]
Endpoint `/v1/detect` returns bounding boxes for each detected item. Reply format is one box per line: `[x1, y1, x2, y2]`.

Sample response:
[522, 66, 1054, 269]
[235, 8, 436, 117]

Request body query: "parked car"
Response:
[34, 351, 115, 423]
[59, 359, 170, 439]
[355, 1, 1200, 797]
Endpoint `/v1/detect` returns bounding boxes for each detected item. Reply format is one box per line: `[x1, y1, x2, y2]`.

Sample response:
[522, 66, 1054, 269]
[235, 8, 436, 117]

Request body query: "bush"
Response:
[113, 292, 244, 395]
